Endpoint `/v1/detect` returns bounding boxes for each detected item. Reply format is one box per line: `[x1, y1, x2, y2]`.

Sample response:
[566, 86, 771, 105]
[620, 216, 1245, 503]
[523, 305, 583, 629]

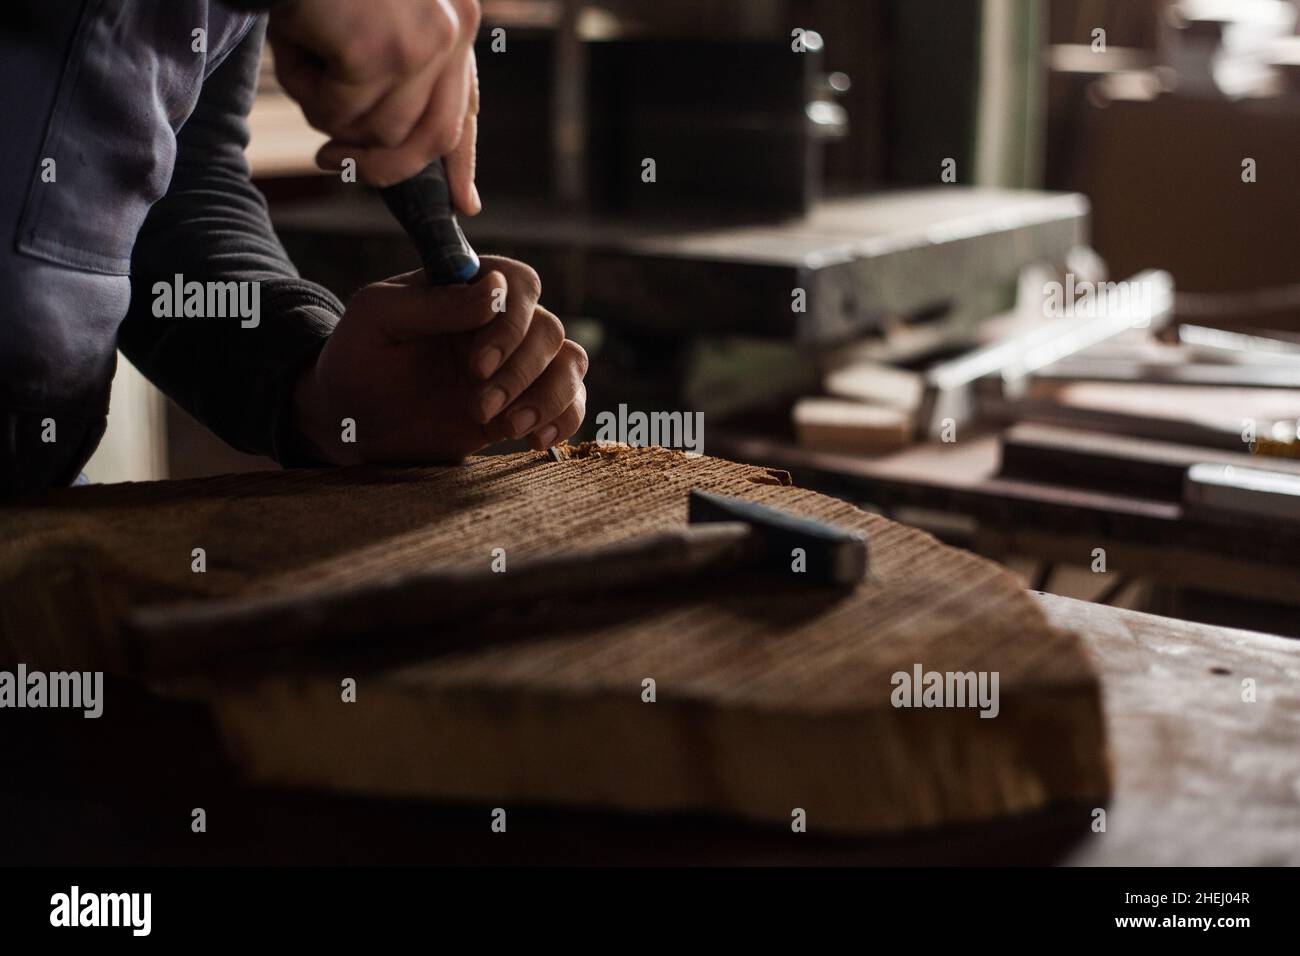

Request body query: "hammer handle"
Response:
[378, 160, 480, 285]
[127, 522, 755, 673]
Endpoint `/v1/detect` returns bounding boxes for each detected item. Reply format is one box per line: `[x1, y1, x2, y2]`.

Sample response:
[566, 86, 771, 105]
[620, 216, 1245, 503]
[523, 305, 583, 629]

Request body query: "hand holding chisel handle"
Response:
[379, 159, 567, 458]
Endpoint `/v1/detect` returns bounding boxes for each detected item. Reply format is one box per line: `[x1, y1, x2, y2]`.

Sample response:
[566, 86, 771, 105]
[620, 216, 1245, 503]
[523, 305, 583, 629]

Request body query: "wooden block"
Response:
[0, 450, 1109, 835]
[823, 359, 924, 411]
[793, 397, 915, 456]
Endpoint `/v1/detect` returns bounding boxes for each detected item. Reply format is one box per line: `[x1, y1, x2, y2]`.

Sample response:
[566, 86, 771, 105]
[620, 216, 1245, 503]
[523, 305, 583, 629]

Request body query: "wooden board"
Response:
[0, 449, 1109, 835]
[793, 397, 914, 456]
[1000, 422, 1300, 501]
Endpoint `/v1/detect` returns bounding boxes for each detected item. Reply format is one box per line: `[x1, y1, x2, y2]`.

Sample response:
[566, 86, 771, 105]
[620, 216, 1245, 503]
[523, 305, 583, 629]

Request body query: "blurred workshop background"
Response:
[93, 0, 1300, 634]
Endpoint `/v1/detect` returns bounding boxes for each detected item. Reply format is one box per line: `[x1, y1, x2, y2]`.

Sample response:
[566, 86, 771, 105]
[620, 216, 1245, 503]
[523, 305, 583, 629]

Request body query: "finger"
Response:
[335, 63, 438, 149]
[491, 339, 589, 439]
[354, 270, 502, 342]
[323, 42, 473, 187]
[271, 32, 390, 136]
[380, 268, 429, 287]
[409, 40, 474, 160]
[325, 21, 464, 148]
[475, 308, 565, 426]
[316, 112, 461, 186]
[466, 260, 542, 380]
[272, 1, 464, 140]
[528, 383, 587, 450]
[443, 51, 481, 215]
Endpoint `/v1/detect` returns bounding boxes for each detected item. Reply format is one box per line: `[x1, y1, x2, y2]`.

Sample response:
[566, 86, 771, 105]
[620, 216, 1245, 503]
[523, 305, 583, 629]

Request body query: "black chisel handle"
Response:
[378, 159, 480, 285]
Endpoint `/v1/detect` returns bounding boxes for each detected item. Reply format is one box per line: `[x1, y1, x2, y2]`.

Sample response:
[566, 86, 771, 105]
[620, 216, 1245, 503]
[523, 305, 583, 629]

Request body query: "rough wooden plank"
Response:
[0, 449, 1108, 836]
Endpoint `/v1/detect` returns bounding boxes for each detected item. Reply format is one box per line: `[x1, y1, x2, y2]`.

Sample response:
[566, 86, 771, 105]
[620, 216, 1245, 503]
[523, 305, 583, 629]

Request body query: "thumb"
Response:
[356, 270, 504, 343]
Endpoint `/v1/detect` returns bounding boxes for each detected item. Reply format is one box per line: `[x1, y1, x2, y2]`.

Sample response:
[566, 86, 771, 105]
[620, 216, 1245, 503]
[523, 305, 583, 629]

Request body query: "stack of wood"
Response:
[762, 268, 1300, 619]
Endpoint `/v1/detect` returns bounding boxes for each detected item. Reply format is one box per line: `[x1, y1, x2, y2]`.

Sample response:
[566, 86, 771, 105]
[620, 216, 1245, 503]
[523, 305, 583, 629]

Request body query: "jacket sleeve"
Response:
[117, 17, 342, 465]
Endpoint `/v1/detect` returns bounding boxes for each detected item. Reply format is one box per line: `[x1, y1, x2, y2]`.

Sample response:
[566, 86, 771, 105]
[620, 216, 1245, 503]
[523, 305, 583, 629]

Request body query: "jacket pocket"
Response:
[14, 0, 208, 276]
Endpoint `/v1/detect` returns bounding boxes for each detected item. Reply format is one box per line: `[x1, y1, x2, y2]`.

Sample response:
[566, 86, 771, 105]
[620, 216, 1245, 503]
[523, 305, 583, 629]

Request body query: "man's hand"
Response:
[268, 0, 481, 212]
[291, 257, 588, 465]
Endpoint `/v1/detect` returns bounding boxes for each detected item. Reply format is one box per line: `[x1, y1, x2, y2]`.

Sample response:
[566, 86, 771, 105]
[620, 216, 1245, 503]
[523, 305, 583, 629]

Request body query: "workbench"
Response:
[1, 451, 1297, 866]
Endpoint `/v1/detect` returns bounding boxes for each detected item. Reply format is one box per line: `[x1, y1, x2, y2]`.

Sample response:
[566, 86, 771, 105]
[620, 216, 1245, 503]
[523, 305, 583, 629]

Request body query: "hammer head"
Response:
[688, 489, 869, 586]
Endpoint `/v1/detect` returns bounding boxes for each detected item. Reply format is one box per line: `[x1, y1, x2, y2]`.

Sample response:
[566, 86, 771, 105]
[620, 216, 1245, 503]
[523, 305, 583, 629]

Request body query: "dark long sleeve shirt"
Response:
[1, 1, 341, 497]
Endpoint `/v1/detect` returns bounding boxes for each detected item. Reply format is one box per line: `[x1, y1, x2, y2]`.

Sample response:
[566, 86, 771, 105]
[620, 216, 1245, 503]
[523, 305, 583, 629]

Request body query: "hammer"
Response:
[126, 490, 869, 673]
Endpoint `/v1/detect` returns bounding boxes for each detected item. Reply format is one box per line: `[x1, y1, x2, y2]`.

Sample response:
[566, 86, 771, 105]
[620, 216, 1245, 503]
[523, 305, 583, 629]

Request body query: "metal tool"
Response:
[126, 490, 870, 673]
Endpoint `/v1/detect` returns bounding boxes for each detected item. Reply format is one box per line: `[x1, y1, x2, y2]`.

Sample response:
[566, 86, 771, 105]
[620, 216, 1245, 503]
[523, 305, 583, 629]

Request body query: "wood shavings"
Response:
[746, 469, 793, 487]
[551, 441, 686, 462]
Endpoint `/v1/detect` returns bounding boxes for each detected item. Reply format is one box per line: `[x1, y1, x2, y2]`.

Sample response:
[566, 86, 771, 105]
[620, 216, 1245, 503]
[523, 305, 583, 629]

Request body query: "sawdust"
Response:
[552, 441, 687, 462]
[550, 442, 791, 485]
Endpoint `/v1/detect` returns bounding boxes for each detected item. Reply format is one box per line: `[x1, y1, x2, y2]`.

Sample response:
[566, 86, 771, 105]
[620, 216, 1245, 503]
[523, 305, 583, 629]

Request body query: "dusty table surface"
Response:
[1038, 593, 1300, 866]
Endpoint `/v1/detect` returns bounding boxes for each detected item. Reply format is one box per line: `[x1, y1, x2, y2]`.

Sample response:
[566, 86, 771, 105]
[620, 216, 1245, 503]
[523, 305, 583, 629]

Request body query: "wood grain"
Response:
[0, 449, 1109, 835]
